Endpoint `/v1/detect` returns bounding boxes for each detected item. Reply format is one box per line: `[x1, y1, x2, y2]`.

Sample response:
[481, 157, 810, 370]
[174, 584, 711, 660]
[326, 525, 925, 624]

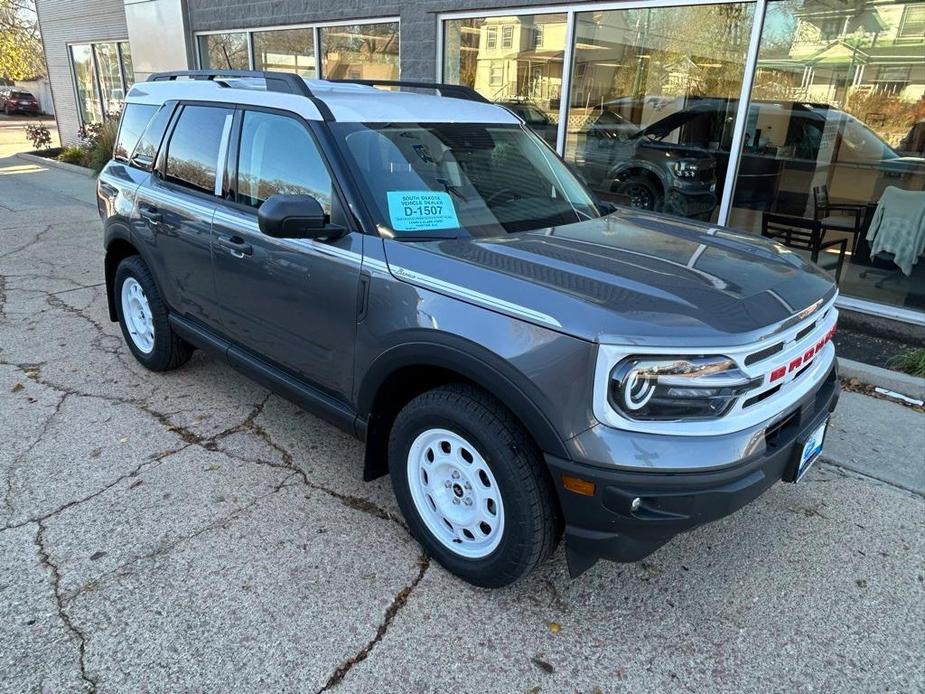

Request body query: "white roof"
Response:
[125, 77, 520, 125]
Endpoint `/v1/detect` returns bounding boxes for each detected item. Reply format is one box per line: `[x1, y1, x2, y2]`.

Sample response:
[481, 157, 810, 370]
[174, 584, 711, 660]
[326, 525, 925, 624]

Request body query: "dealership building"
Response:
[35, 0, 925, 327]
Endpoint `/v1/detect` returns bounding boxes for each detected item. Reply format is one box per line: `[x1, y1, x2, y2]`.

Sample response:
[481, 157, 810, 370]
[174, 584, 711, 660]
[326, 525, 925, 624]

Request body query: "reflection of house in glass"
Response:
[446, 15, 567, 114]
[471, 16, 566, 105]
[756, 1, 924, 142]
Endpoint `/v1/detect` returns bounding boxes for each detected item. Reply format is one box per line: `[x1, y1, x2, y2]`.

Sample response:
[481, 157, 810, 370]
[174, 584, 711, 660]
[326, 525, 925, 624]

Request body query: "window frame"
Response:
[194, 16, 401, 79]
[501, 25, 514, 49]
[215, 104, 356, 233]
[67, 39, 134, 126]
[153, 101, 236, 203]
[898, 4, 925, 39]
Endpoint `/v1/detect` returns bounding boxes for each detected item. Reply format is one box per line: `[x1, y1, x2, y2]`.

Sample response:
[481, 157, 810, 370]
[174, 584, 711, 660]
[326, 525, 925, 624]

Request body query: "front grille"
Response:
[795, 321, 817, 342]
[743, 384, 781, 409]
[744, 342, 784, 366]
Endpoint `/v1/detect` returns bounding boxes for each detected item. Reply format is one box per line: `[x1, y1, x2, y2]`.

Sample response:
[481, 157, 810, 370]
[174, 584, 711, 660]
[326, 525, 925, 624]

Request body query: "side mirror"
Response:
[257, 194, 342, 239]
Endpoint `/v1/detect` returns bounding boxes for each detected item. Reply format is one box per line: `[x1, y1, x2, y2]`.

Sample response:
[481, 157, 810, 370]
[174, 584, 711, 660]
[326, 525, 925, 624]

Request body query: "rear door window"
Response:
[163, 104, 233, 194]
[114, 103, 158, 162]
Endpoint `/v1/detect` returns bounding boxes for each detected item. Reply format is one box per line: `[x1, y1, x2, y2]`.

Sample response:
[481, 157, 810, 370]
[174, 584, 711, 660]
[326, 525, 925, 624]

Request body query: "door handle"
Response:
[139, 206, 162, 226]
[217, 235, 253, 258]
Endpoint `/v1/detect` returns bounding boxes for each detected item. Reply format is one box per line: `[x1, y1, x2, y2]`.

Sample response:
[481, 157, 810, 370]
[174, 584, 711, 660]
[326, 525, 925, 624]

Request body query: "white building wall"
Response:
[34, 0, 129, 145]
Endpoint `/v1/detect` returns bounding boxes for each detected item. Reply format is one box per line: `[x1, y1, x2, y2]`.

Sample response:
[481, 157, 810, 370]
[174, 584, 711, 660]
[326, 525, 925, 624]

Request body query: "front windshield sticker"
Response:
[386, 191, 460, 232]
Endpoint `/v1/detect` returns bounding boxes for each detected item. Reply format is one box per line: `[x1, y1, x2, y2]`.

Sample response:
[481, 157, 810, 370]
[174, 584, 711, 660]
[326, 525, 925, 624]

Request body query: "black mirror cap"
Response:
[258, 194, 334, 239]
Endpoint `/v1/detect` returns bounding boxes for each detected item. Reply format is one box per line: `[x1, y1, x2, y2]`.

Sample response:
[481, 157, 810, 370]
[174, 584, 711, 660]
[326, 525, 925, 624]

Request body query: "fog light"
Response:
[561, 474, 596, 496]
[631, 497, 641, 512]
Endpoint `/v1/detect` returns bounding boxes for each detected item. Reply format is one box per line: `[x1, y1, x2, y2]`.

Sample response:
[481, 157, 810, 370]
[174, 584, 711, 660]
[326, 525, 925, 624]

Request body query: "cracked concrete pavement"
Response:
[1, 155, 923, 693]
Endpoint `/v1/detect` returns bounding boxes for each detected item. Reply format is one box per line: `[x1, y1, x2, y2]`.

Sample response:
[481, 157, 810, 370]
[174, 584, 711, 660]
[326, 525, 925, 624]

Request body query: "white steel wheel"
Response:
[120, 276, 155, 354]
[406, 428, 505, 559]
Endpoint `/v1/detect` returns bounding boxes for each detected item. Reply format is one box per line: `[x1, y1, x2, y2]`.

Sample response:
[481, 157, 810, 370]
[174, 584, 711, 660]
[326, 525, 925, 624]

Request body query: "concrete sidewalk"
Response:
[1, 161, 922, 693]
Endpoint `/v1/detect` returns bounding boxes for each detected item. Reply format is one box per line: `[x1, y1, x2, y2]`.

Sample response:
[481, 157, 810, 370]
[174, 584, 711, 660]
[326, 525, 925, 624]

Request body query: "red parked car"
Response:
[0, 88, 40, 115]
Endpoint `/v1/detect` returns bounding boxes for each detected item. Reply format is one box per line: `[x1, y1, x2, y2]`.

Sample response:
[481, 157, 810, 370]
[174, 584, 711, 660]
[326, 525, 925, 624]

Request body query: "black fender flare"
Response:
[103, 220, 152, 322]
[357, 334, 570, 464]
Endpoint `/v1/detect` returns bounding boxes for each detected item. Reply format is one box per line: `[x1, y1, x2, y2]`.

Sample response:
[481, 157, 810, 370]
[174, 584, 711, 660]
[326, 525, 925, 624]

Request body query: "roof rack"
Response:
[148, 69, 314, 96]
[146, 69, 335, 120]
[328, 79, 490, 104]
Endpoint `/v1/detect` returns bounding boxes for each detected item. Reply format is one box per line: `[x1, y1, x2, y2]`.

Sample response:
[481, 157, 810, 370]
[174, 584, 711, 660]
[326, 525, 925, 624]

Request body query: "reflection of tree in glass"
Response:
[238, 174, 332, 211]
[205, 34, 249, 69]
[322, 24, 399, 79]
[167, 158, 216, 192]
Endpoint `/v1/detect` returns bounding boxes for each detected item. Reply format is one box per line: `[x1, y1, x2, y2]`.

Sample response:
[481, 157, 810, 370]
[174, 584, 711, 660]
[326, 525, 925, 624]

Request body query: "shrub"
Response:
[24, 122, 52, 150]
[57, 146, 88, 166]
[887, 348, 925, 378]
[84, 117, 120, 174]
[71, 112, 121, 174]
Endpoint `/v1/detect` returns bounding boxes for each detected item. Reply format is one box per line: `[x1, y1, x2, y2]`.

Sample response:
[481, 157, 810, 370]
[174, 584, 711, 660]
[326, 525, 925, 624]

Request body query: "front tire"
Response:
[614, 177, 661, 211]
[114, 255, 192, 371]
[388, 383, 560, 587]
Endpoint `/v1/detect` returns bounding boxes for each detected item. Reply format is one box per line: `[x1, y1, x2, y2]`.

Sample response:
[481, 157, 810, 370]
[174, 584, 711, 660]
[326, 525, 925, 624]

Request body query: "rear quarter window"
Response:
[130, 104, 174, 171]
[114, 103, 158, 162]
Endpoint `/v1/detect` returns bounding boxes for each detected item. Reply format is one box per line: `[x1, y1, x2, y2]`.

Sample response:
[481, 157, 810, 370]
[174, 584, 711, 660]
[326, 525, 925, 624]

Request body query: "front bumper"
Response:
[547, 363, 840, 576]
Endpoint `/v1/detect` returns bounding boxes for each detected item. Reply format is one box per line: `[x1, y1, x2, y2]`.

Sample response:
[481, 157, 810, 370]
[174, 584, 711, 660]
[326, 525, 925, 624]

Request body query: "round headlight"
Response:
[608, 355, 757, 421]
[624, 368, 656, 410]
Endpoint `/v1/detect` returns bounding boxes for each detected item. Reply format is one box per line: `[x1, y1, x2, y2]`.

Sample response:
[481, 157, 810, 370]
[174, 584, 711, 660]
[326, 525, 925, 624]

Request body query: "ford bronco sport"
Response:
[98, 70, 840, 587]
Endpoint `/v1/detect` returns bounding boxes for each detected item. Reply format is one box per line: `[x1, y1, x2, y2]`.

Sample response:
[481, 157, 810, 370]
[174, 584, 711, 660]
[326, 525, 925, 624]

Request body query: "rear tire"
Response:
[388, 383, 560, 587]
[114, 255, 192, 371]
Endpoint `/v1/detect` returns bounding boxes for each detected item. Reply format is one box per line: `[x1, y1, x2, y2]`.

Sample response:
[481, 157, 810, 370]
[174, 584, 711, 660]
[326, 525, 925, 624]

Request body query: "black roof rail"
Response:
[146, 69, 335, 121]
[328, 79, 490, 104]
[147, 69, 312, 96]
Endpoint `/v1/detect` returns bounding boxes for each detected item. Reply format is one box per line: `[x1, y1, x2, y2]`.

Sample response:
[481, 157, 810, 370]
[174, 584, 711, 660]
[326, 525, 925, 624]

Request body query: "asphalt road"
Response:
[1, 156, 923, 693]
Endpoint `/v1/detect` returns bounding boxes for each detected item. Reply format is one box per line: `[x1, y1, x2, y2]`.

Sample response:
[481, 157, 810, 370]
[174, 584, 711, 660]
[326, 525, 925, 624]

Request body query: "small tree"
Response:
[23, 121, 51, 149]
[0, 0, 46, 81]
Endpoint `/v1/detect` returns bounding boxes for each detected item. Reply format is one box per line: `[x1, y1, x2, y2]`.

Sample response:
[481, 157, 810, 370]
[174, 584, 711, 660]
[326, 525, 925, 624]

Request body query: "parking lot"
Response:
[0, 153, 923, 693]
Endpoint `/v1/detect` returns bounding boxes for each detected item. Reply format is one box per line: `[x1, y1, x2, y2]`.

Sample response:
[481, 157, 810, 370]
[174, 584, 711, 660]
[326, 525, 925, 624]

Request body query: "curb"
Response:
[16, 151, 96, 178]
[838, 356, 925, 401]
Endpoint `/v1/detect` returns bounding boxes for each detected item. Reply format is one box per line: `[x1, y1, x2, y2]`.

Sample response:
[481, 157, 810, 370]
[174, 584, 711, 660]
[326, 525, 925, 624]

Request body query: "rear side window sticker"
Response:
[386, 191, 460, 232]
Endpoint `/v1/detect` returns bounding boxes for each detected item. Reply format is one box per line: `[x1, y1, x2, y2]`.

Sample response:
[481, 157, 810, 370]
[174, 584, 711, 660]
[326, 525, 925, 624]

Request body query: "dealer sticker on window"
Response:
[386, 191, 460, 232]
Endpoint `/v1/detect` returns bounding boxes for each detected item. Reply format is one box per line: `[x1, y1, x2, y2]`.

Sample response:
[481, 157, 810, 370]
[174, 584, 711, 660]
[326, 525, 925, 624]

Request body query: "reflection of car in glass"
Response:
[496, 100, 559, 148]
[577, 97, 925, 219]
[575, 102, 719, 218]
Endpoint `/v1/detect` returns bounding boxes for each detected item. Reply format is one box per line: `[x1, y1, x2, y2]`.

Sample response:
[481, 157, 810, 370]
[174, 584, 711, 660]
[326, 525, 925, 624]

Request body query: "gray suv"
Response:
[98, 71, 840, 587]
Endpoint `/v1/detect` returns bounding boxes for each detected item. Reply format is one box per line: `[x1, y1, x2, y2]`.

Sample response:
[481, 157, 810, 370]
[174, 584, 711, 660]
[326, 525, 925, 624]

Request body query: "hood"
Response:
[382, 209, 837, 346]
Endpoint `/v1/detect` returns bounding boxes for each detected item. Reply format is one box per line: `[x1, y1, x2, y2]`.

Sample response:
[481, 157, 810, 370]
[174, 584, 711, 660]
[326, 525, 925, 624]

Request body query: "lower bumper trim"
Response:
[549, 364, 840, 577]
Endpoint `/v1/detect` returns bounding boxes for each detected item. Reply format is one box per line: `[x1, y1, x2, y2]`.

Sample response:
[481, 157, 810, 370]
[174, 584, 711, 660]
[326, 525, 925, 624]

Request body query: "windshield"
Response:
[332, 123, 602, 237]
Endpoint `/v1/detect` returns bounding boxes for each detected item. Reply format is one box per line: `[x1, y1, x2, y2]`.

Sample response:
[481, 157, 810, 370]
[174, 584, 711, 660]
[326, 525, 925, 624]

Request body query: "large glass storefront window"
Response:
[120, 42, 135, 86]
[319, 22, 399, 80]
[564, 4, 754, 222]
[728, 0, 925, 311]
[254, 28, 316, 77]
[70, 44, 102, 124]
[70, 41, 135, 125]
[93, 43, 124, 117]
[198, 32, 250, 70]
[443, 14, 568, 147]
